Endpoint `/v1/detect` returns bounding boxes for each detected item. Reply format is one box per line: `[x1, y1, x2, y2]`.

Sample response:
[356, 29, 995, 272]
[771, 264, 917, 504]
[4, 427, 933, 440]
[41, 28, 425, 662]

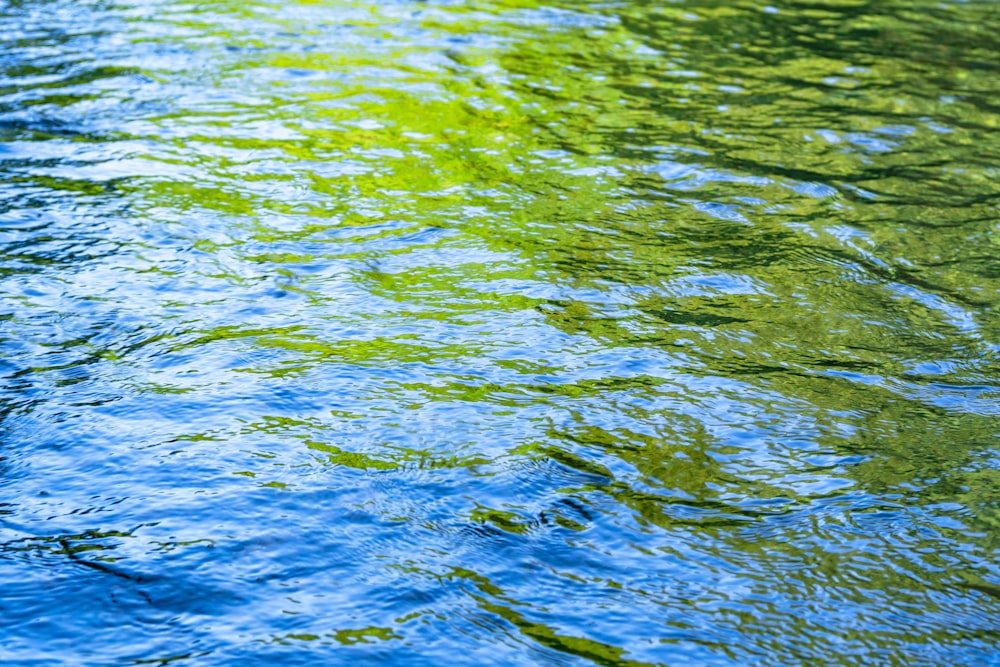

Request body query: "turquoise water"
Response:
[2, 0, 1000, 664]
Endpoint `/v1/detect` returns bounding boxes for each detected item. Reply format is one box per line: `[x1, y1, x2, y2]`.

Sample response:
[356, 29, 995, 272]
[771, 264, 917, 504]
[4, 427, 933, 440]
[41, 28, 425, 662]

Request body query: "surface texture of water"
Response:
[2, 0, 1000, 664]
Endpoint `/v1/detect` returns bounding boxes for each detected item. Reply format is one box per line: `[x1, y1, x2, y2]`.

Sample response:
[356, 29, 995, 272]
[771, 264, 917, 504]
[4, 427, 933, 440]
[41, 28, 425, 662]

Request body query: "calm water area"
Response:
[2, 0, 1000, 664]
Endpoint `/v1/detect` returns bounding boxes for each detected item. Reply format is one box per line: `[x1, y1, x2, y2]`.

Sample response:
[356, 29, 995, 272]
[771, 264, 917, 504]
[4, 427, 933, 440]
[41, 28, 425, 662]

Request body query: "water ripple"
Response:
[2, 0, 1000, 664]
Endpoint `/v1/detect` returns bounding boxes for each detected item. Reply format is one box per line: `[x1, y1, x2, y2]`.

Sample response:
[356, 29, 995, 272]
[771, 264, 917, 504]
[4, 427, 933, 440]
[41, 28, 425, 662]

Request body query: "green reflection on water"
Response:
[2, 0, 1000, 663]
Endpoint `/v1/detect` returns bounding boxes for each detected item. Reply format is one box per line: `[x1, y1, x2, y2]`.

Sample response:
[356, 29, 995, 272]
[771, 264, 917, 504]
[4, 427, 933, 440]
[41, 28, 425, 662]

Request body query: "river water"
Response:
[2, 0, 999, 664]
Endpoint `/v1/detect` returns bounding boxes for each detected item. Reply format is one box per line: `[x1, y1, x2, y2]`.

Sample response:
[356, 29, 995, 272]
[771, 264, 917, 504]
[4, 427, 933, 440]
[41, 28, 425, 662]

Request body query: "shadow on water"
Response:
[1, 0, 1000, 665]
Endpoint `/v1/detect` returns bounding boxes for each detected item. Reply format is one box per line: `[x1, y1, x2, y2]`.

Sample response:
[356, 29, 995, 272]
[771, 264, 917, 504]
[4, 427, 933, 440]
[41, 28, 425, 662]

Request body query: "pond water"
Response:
[2, 0, 999, 664]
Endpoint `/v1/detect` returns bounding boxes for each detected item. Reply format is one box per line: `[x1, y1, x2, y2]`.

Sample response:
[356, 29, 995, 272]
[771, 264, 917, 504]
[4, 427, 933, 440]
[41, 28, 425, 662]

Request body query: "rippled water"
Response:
[2, 0, 1000, 664]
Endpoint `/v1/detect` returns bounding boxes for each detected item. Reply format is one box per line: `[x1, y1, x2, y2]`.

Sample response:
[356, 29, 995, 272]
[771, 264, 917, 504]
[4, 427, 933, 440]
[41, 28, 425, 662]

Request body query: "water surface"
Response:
[2, 0, 1000, 664]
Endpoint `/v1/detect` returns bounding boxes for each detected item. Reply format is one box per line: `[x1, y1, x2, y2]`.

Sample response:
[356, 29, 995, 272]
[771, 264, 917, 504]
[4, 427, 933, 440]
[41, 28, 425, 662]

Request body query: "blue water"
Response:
[2, 0, 1000, 664]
